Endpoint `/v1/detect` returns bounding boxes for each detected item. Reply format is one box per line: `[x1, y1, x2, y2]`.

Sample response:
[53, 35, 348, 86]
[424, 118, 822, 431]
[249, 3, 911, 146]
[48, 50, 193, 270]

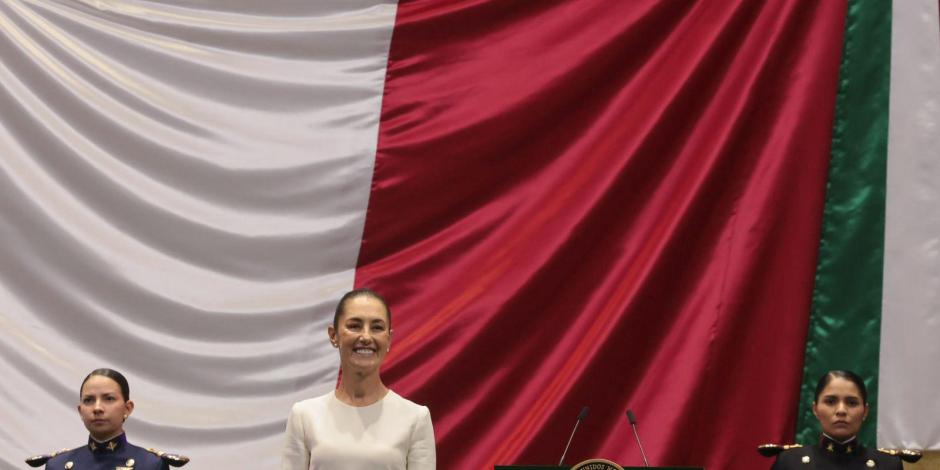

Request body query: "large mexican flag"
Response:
[0, 1, 936, 469]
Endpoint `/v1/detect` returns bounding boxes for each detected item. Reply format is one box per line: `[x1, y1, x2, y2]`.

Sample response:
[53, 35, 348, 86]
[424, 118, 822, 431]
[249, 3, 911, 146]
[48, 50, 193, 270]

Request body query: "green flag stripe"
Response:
[795, 0, 892, 446]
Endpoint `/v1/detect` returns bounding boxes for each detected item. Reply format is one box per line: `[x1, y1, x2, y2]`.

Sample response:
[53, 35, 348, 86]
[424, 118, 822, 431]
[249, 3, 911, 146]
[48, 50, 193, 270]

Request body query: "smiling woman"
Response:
[280, 288, 437, 470]
[25, 368, 188, 469]
[329, 289, 394, 402]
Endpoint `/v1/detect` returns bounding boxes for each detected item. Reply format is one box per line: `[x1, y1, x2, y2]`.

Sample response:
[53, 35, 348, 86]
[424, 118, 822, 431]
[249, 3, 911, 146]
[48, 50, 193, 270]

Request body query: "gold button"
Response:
[127, 458, 135, 466]
[64, 462, 73, 469]
[801, 455, 810, 464]
[867, 460, 876, 468]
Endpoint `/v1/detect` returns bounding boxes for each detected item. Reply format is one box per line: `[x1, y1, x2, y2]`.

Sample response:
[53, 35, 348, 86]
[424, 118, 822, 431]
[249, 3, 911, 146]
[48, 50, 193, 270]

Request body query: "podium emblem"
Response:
[571, 458, 624, 470]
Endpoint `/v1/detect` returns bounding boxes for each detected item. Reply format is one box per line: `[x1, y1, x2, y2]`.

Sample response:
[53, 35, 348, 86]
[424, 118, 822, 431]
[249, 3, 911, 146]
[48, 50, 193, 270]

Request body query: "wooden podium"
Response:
[496, 466, 703, 469]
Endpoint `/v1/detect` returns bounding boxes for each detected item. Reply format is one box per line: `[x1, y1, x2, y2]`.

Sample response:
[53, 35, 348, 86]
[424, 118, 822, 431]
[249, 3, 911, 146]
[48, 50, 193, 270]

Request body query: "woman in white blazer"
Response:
[281, 288, 436, 470]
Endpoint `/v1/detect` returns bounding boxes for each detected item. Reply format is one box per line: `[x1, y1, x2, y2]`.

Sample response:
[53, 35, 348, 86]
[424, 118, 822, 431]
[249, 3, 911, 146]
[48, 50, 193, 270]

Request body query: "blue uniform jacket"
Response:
[45, 434, 168, 470]
[771, 435, 903, 470]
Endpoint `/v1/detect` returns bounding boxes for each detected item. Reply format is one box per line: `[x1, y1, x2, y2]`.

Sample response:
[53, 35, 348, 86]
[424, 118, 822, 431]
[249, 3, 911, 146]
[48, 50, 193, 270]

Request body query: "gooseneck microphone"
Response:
[558, 406, 590, 466]
[626, 409, 650, 467]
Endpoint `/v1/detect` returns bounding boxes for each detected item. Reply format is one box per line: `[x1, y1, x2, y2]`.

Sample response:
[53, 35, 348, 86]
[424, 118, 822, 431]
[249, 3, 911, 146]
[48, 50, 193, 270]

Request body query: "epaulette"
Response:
[757, 443, 803, 457]
[877, 448, 923, 463]
[147, 448, 190, 467]
[25, 448, 70, 468]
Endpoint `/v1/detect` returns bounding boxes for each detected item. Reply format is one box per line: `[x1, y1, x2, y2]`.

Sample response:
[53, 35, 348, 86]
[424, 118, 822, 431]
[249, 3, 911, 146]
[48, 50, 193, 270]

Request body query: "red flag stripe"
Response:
[358, 1, 847, 468]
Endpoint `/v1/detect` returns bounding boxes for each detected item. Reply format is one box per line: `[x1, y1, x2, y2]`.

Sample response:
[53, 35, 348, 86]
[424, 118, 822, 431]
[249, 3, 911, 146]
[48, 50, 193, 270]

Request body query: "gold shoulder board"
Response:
[25, 448, 70, 468]
[146, 448, 191, 467]
[757, 443, 803, 457]
[877, 448, 923, 463]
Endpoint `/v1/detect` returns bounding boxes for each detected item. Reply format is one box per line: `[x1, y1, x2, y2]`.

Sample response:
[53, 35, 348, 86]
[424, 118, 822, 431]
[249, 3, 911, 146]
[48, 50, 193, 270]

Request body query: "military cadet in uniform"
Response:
[759, 370, 920, 469]
[26, 368, 188, 469]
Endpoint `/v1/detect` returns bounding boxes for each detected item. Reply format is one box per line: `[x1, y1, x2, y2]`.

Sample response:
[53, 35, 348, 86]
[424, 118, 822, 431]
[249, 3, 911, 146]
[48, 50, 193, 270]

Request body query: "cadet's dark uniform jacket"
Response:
[43, 434, 168, 470]
[771, 436, 902, 470]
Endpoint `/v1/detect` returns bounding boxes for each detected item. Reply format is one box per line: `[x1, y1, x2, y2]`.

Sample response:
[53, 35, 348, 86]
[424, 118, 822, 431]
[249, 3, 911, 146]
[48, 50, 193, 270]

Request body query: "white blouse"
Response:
[281, 390, 436, 470]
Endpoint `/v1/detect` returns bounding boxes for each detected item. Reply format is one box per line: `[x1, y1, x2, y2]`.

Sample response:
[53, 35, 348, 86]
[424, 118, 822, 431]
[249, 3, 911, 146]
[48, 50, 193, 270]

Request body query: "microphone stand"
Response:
[626, 409, 650, 467]
[558, 406, 589, 466]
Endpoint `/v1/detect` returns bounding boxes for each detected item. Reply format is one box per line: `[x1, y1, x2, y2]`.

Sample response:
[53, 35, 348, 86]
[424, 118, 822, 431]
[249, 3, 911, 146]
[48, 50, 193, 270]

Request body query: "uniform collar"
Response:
[820, 434, 861, 455]
[88, 433, 126, 453]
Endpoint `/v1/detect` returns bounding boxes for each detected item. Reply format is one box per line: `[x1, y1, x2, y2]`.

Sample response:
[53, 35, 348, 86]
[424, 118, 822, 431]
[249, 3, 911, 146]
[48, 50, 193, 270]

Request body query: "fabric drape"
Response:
[357, 1, 846, 469]
[879, 0, 940, 449]
[0, 1, 396, 468]
[12, 1, 921, 469]
[796, 0, 940, 452]
[794, 0, 891, 447]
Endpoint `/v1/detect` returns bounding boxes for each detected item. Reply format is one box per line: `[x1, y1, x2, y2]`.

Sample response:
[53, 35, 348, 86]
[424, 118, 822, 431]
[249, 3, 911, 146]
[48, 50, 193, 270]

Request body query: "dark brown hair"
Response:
[333, 288, 392, 331]
[814, 370, 868, 403]
[80, 368, 130, 401]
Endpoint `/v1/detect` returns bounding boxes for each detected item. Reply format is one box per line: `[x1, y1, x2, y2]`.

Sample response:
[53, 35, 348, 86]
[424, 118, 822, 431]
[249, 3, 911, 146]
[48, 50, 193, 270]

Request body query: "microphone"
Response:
[558, 406, 589, 466]
[626, 409, 650, 467]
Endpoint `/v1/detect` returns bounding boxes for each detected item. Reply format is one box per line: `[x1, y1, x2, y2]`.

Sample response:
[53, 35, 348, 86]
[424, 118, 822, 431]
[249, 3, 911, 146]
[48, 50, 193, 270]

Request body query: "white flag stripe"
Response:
[879, 0, 940, 450]
[0, 2, 397, 468]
